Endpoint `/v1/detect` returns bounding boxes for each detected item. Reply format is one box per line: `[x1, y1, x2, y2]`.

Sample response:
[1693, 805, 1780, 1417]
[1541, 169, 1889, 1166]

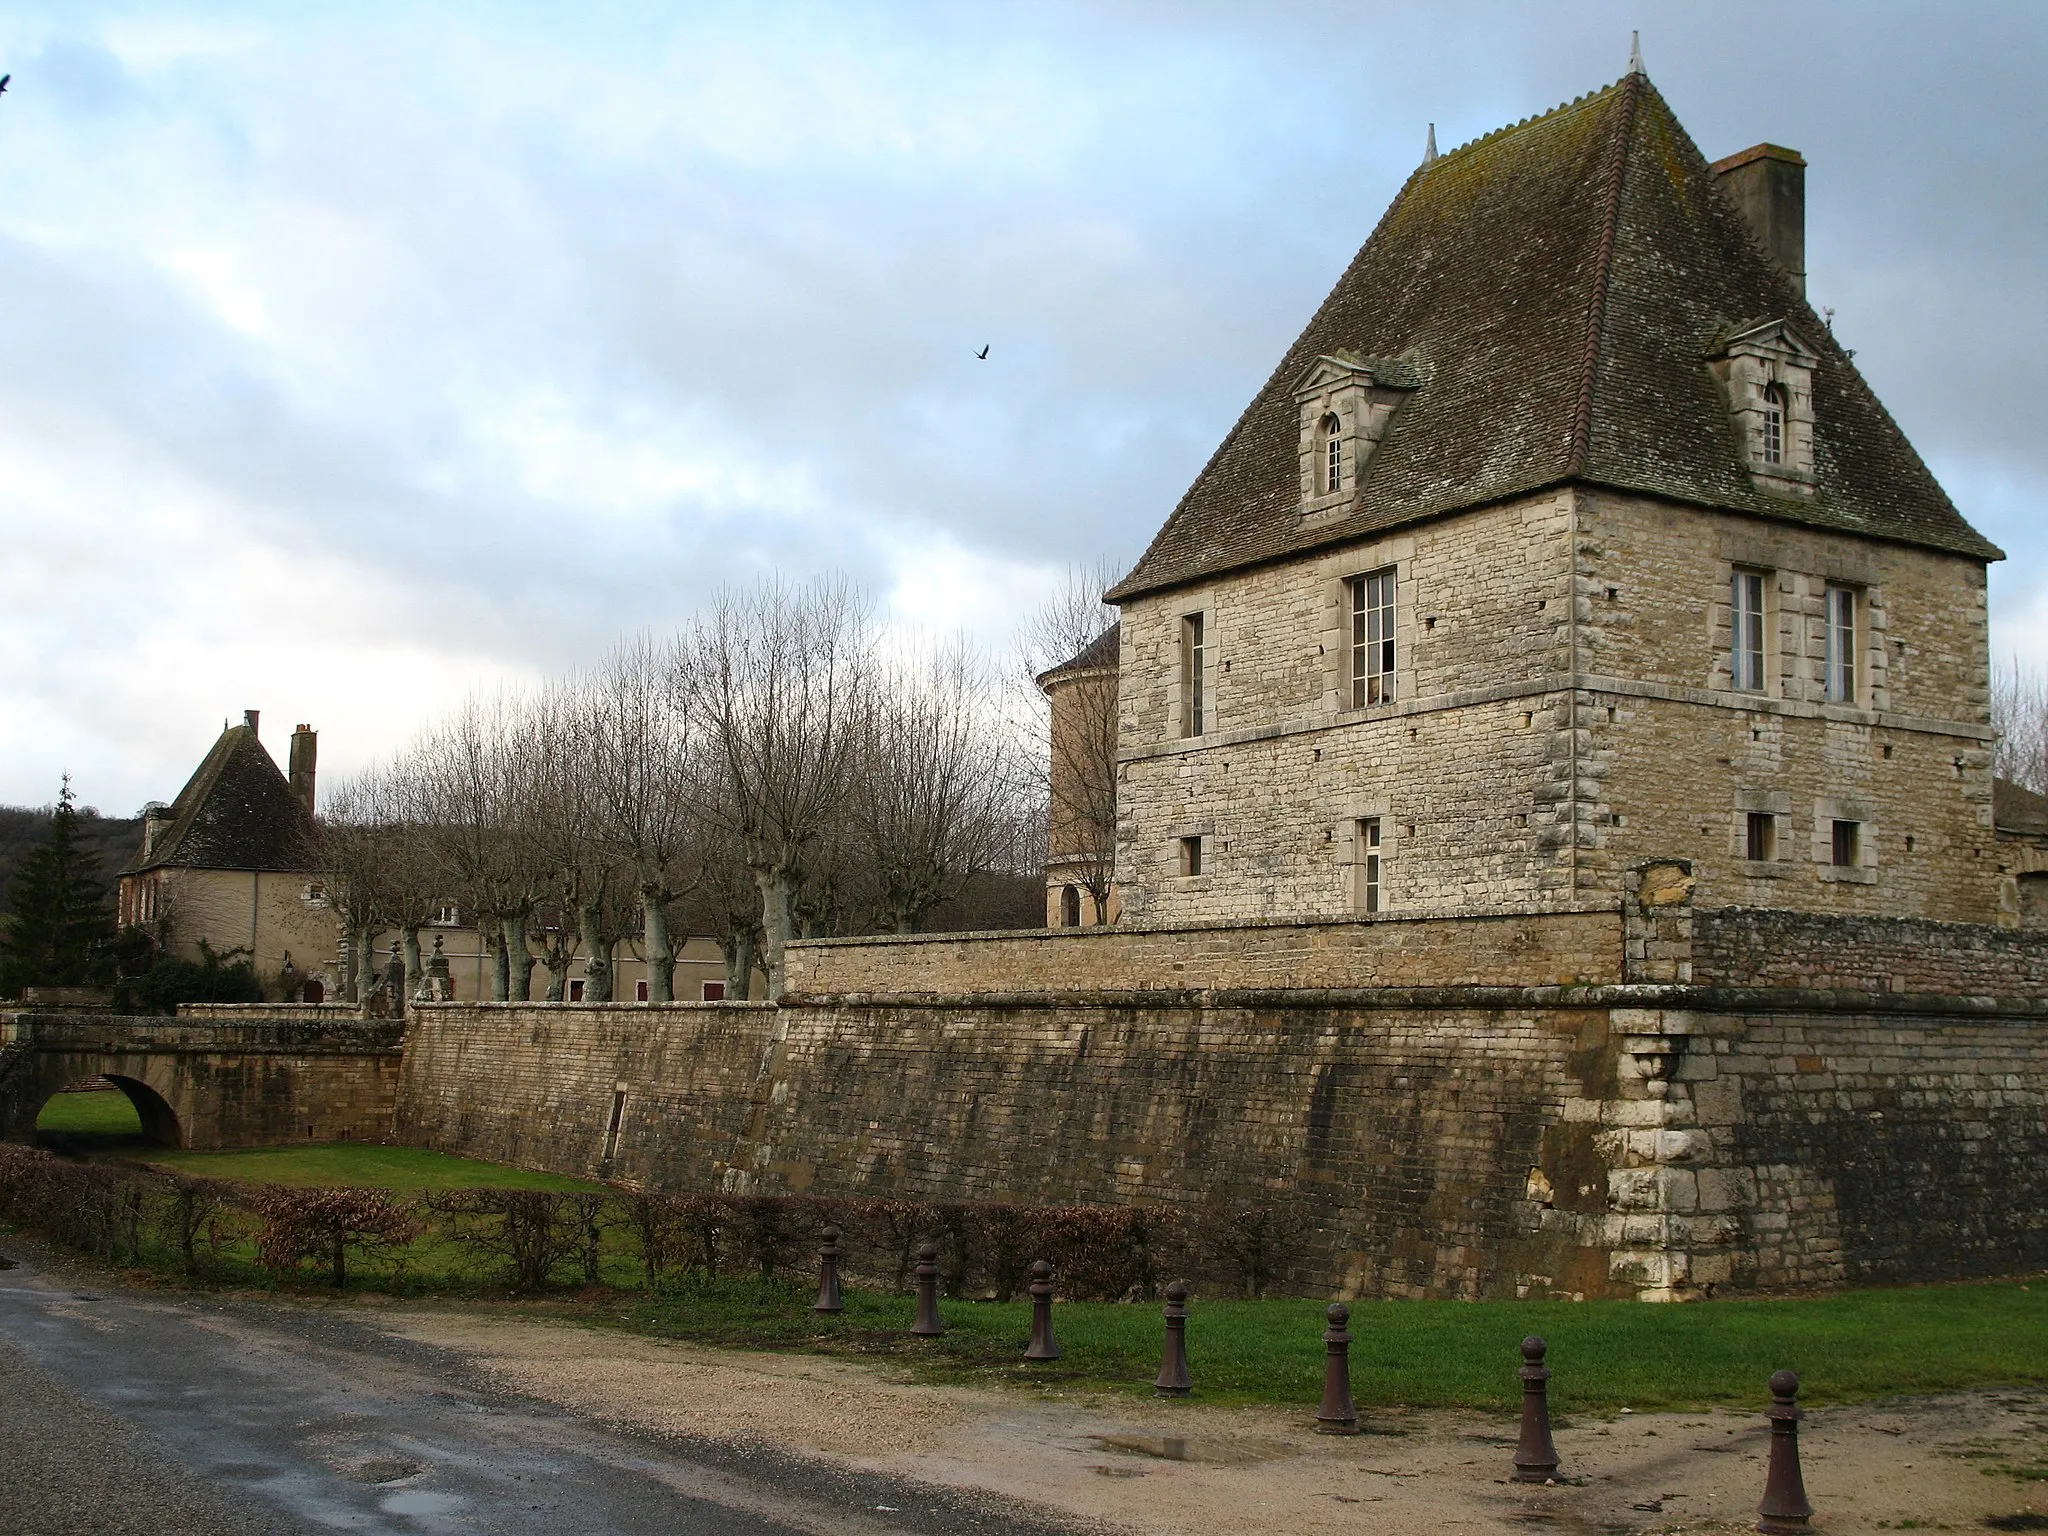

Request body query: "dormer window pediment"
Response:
[1709, 320, 1819, 496]
[1293, 353, 1418, 519]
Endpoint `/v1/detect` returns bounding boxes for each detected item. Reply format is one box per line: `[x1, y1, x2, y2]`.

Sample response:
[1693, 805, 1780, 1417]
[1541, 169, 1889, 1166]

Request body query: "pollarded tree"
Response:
[0, 777, 117, 996]
[587, 636, 704, 1002]
[678, 577, 875, 996]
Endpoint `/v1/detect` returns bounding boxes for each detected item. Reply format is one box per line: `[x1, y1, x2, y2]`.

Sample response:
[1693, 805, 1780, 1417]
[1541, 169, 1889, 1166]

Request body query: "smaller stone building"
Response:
[1037, 623, 1121, 929]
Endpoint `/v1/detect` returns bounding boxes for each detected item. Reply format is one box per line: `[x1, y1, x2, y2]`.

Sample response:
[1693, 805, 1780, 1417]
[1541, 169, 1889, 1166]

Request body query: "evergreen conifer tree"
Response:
[0, 777, 116, 996]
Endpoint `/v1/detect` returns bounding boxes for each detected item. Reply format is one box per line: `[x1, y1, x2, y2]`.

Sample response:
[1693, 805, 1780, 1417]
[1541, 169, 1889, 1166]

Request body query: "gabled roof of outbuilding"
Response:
[1107, 72, 2000, 603]
[121, 724, 317, 876]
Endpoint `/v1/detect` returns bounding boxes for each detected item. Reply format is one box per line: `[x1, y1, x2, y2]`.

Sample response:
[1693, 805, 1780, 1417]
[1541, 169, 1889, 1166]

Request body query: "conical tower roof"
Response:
[1108, 74, 1998, 603]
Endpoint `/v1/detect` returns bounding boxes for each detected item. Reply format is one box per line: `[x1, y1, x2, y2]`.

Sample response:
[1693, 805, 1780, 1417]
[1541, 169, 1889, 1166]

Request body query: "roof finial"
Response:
[1423, 122, 1437, 165]
[1627, 30, 1645, 76]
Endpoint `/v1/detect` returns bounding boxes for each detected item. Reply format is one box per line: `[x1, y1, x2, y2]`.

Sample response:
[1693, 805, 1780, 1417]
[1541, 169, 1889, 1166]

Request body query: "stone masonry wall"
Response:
[1694, 908, 2048, 995]
[1112, 485, 1999, 925]
[394, 985, 2048, 1300]
[785, 907, 1622, 996]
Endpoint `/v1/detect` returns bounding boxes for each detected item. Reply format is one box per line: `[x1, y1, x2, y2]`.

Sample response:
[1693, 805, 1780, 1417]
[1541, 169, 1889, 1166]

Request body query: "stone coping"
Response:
[784, 900, 1620, 951]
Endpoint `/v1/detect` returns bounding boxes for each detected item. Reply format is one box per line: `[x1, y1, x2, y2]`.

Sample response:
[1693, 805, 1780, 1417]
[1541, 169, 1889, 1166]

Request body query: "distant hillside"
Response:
[0, 805, 143, 916]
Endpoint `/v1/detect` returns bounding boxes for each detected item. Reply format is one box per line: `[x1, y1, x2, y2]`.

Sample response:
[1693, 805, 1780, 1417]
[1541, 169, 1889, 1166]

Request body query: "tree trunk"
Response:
[506, 911, 536, 1001]
[578, 901, 612, 1002]
[356, 928, 377, 1014]
[543, 955, 567, 1002]
[642, 891, 675, 1003]
[723, 930, 756, 1000]
[483, 914, 509, 1001]
[340, 930, 359, 1004]
[753, 865, 796, 998]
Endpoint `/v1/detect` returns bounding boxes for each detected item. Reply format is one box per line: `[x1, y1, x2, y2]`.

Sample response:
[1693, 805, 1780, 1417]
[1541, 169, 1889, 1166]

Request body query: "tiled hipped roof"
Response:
[122, 724, 317, 875]
[1034, 622, 1121, 690]
[1107, 74, 2000, 603]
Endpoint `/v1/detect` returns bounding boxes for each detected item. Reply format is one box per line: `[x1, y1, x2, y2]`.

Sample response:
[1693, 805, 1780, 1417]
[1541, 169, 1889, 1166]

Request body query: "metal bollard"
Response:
[1512, 1335, 1561, 1483]
[1155, 1280, 1192, 1396]
[1315, 1303, 1360, 1434]
[813, 1224, 844, 1315]
[910, 1239, 945, 1337]
[1024, 1259, 1061, 1361]
[1756, 1370, 1814, 1533]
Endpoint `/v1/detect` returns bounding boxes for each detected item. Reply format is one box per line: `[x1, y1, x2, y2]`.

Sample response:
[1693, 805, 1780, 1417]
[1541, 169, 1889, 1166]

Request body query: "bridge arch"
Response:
[33, 1073, 183, 1148]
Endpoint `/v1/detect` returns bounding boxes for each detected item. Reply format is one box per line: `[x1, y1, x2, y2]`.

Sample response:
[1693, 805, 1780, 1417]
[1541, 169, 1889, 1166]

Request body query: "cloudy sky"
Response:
[1, 1, 2043, 814]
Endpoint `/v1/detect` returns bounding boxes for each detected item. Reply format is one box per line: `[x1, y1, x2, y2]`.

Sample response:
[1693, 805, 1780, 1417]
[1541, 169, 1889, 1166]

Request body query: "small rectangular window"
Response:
[635, 979, 650, 1002]
[568, 978, 586, 1003]
[1349, 569, 1396, 708]
[1731, 570, 1768, 693]
[1179, 835, 1203, 876]
[1356, 817, 1382, 913]
[1745, 811, 1776, 862]
[1181, 613, 1206, 737]
[701, 980, 727, 1002]
[1831, 819, 1860, 868]
[1824, 585, 1857, 704]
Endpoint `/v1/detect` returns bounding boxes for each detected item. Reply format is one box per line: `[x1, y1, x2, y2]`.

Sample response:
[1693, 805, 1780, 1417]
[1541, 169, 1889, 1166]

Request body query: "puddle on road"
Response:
[344, 1455, 425, 1485]
[380, 1489, 464, 1517]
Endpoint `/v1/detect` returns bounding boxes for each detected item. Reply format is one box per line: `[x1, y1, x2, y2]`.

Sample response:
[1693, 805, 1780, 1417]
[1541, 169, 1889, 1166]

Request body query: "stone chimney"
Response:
[1710, 143, 1807, 297]
[243, 708, 260, 737]
[140, 803, 174, 861]
[290, 725, 318, 816]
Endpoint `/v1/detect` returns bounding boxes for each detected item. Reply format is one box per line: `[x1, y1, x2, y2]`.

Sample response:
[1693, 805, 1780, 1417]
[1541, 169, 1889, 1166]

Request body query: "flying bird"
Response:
[974, 344, 989, 360]
[0, 75, 11, 94]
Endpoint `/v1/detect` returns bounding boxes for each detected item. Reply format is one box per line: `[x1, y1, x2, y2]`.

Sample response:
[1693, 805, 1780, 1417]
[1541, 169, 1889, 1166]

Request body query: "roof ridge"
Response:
[1567, 70, 1644, 474]
[1435, 78, 1625, 165]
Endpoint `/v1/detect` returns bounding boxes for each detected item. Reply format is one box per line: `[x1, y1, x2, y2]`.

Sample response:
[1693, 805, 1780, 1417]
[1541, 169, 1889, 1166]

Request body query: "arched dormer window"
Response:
[1321, 414, 1343, 493]
[1761, 383, 1788, 467]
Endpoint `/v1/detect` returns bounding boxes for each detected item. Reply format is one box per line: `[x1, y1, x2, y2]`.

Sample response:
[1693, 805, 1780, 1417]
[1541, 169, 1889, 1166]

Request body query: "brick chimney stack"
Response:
[1710, 143, 1807, 297]
[289, 725, 318, 816]
[243, 708, 260, 737]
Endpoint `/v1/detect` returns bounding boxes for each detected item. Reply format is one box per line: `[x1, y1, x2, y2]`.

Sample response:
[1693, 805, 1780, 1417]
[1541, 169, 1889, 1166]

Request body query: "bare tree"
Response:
[855, 639, 1027, 933]
[1993, 657, 2048, 794]
[588, 636, 703, 1002]
[679, 577, 874, 996]
[1016, 559, 1122, 925]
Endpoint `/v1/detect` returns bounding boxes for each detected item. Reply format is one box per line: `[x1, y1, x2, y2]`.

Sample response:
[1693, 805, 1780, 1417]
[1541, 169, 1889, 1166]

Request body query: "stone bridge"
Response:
[0, 1009, 404, 1150]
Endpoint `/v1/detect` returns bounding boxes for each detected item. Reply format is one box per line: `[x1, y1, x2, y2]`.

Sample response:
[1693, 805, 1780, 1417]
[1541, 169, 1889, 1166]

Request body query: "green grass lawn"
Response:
[141, 1142, 603, 1192]
[613, 1275, 2048, 1413]
[36, 1088, 143, 1136]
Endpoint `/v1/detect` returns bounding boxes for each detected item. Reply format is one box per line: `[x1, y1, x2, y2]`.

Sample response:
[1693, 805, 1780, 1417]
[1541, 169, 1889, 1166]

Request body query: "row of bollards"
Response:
[811, 1229, 1814, 1532]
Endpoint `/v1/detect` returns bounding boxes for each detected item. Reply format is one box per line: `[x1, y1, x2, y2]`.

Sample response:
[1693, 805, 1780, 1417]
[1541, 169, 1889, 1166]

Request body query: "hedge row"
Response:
[0, 1145, 1304, 1299]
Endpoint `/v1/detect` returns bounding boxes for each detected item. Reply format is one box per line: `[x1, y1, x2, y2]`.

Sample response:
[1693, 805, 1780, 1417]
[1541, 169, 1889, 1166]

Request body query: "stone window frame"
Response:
[1320, 536, 1417, 718]
[1725, 565, 1773, 696]
[1707, 319, 1820, 498]
[1173, 605, 1213, 740]
[1732, 789, 1791, 878]
[1821, 581, 1861, 707]
[1165, 820, 1217, 881]
[1811, 795, 1877, 883]
[1331, 799, 1392, 913]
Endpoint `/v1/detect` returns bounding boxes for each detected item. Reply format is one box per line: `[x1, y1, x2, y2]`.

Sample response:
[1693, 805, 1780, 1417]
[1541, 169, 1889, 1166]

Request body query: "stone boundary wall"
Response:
[1694, 908, 2048, 997]
[393, 990, 2048, 1299]
[783, 905, 1623, 997]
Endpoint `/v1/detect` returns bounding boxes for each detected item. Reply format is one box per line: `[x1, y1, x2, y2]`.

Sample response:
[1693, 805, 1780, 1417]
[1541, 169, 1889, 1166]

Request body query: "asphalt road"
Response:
[0, 1245, 1093, 1536]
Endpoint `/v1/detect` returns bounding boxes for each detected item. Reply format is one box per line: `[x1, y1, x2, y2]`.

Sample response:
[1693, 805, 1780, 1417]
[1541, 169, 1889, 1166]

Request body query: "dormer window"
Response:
[1293, 354, 1418, 518]
[1707, 320, 1818, 495]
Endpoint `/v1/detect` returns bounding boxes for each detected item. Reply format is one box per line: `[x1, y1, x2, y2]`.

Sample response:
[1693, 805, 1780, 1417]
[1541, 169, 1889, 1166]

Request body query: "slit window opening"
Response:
[1356, 817, 1382, 913]
[1732, 570, 1767, 693]
[1181, 613, 1206, 736]
[601, 1089, 627, 1163]
[1824, 585, 1857, 704]
[1180, 835, 1203, 876]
